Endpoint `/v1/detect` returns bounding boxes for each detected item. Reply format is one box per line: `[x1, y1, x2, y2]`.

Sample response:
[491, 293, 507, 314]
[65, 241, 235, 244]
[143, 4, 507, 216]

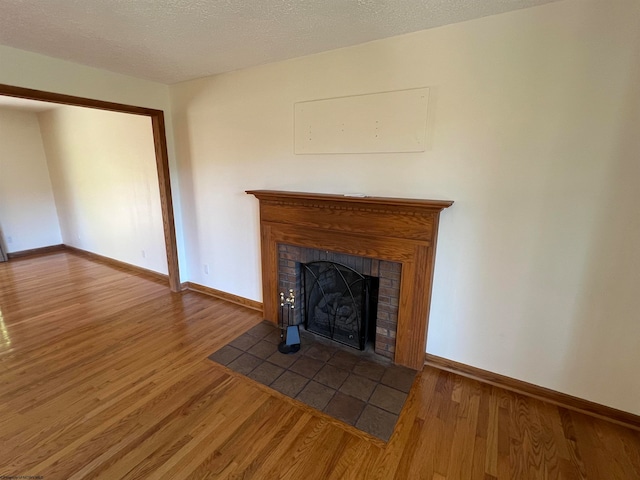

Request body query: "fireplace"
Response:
[247, 190, 453, 370]
[278, 245, 400, 358]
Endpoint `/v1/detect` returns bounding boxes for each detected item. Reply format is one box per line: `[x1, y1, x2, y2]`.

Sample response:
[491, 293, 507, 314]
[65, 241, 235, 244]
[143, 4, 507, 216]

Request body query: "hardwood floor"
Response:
[1, 252, 638, 479]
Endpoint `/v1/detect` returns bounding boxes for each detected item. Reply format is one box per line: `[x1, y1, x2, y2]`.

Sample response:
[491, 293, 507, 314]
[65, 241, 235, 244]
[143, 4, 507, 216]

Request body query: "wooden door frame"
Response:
[0, 83, 181, 292]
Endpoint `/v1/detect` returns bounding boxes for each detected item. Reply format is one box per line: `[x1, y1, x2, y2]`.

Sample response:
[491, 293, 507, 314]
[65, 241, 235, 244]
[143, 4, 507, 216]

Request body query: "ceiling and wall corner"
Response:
[0, 97, 60, 113]
[0, 0, 561, 84]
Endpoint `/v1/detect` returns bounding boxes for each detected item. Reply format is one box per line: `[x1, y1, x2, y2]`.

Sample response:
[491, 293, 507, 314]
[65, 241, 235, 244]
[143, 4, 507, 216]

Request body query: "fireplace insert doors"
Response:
[302, 261, 378, 351]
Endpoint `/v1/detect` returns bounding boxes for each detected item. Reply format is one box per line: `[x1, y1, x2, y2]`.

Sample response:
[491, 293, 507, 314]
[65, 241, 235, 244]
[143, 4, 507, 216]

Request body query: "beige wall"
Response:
[171, 0, 640, 414]
[38, 106, 168, 274]
[0, 108, 62, 252]
[0, 45, 187, 279]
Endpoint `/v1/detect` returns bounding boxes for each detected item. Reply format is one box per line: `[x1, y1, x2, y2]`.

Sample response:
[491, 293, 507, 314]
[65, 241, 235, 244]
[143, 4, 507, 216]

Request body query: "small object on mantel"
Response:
[343, 193, 367, 198]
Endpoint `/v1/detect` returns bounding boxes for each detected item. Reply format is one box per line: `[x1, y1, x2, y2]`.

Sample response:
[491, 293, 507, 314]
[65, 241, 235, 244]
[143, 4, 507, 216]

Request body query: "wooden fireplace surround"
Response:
[247, 190, 453, 370]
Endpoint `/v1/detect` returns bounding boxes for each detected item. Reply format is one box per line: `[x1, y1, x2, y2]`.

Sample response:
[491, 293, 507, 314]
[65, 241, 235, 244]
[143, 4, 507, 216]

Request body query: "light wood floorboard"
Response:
[0, 252, 638, 479]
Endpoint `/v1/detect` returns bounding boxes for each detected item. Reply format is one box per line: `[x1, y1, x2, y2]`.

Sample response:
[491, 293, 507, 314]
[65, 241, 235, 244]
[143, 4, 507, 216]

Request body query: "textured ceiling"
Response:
[0, 0, 560, 84]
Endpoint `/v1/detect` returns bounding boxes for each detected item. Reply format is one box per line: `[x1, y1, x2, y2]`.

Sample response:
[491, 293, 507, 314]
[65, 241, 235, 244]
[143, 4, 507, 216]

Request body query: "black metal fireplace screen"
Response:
[302, 261, 378, 350]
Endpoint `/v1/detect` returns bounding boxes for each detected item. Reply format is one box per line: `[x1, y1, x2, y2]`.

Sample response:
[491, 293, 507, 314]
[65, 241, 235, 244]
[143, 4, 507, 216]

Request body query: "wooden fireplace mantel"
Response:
[247, 190, 453, 370]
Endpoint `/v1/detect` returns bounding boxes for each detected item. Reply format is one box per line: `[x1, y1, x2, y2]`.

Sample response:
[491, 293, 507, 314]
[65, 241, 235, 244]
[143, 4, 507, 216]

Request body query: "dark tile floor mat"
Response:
[208, 321, 417, 441]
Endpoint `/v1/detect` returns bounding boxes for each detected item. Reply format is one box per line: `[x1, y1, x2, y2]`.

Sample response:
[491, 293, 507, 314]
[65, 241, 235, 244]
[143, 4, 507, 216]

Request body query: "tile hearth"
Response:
[207, 321, 417, 441]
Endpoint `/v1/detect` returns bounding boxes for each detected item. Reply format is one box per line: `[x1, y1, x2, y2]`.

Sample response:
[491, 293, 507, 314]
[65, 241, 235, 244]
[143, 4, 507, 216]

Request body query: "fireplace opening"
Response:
[278, 245, 400, 360]
[302, 261, 379, 351]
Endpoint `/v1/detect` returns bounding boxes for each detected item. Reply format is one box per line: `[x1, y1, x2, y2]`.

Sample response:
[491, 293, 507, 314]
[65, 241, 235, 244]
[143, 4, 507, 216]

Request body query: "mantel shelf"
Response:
[246, 190, 453, 211]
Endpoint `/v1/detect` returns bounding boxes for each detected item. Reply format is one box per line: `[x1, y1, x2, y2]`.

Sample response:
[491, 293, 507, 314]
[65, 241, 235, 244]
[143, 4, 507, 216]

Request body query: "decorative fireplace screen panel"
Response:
[302, 261, 377, 350]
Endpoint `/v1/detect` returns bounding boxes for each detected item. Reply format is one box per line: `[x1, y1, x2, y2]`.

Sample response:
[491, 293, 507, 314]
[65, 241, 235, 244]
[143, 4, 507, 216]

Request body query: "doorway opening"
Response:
[0, 84, 179, 291]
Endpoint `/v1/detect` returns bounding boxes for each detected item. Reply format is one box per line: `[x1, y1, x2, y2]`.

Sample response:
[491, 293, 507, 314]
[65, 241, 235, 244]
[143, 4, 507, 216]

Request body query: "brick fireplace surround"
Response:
[278, 244, 402, 359]
[247, 190, 453, 370]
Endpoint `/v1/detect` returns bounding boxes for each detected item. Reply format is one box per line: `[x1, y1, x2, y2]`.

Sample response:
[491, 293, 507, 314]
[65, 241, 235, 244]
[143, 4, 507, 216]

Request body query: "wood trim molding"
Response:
[425, 353, 640, 431]
[247, 190, 453, 370]
[0, 83, 160, 116]
[64, 246, 169, 284]
[185, 282, 263, 312]
[6, 244, 66, 259]
[0, 83, 181, 292]
[149, 113, 181, 292]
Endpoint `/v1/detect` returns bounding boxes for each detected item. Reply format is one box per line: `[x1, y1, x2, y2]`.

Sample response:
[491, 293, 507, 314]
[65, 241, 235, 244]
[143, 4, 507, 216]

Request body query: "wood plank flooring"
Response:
[0, 252, 638, 479]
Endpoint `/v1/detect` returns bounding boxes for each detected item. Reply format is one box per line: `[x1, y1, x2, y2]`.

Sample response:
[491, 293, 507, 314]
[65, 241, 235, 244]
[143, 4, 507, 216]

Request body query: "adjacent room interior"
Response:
[0, 0, 639, 478]
[0, 98, 168, 276]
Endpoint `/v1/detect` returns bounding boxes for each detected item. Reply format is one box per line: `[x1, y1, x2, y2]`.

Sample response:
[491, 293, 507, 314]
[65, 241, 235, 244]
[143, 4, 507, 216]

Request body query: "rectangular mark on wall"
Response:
[294, 87, 429, 154]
